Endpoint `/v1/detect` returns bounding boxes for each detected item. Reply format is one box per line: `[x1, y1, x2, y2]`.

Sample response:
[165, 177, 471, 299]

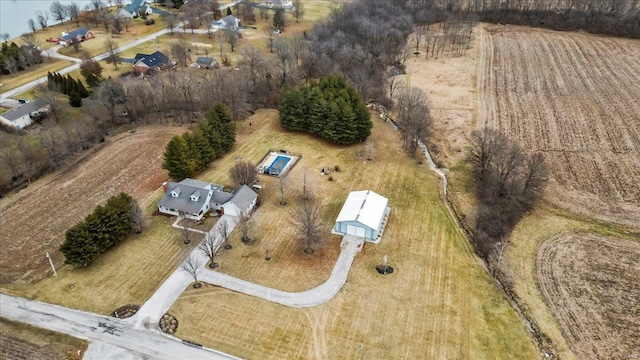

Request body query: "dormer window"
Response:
[171, 186, 181, 197]
[190, 190, 201, 202]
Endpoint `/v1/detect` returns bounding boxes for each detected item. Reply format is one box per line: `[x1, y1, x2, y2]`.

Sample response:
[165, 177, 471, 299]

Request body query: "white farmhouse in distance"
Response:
[0, 99, 49, 129]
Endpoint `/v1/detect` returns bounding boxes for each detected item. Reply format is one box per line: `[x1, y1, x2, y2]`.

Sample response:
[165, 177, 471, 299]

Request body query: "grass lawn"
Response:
[2, 195, 201, 315]
[0, 58, 74, 93]
[165, 109, 538, 359]
[0, 318, 87, 360]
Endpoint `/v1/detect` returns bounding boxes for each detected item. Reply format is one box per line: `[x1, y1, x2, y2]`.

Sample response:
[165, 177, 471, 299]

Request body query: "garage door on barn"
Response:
[332, 190, 391, 244]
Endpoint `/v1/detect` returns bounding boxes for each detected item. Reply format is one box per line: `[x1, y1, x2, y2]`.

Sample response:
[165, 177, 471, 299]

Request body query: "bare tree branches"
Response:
[181, 254, 202, 288]
[129, 198, 145, 234]
[396, 87, 431, 157]
[103, 39, 121, 70]
[198, 232, 220, 268]
[238, 214, 255, 244]
[217, 219, 232, 249]
[291, 197, 325, 254]
[230, 160, 258, 186]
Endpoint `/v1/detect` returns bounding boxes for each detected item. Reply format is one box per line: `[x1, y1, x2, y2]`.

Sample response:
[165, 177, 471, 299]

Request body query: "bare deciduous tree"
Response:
[129, 198, 145, 233]
[66, 3, 81, 26]
[181, 254, 203, 288]
[27, 19, 37, 33]
[50, 2, 67, 25]
[198, 232, 220, 268]
[104, 38, 121, 69]
[229, 158, 259, 184]
[396, 86, 431, 157]
[36, 11, 50, 30]
[291, 197, 325, 254]
[162, 13, 178, 35]
[170, 38, 190, 68]
[181, 216, 191, 244]
[292, 0, 305, 23]
[0, 145, 22, 181]
[239, 46, 267, 85]
[238, 214, 255, 244]
[217, 219, 232, 249]
[364, 139, 375, 161]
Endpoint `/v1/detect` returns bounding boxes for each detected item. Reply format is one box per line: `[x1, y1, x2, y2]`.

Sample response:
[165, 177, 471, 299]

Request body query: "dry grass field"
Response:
[167, 110, 538, 359]
[405, 23, 640, 359]
[0, 58, 74, 93]
[0, 318, 86, 360]
[478, 25, 640, 227]
[0, 126, 185, 283]
[537, 233, 640, 360]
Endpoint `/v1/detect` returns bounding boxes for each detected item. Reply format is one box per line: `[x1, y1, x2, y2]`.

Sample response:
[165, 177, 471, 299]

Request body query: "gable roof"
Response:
[123, 0, 149, 14]
[196, 57, 216, 66]
[134, 51, 170, 68]
[1, 99, 48, 122]
[227, 185, 258, 210]
[158, 181, 212, 215]
[211, 191, 234, 205]
[61, 28, 91, 41]
[335, 190, 388, 230]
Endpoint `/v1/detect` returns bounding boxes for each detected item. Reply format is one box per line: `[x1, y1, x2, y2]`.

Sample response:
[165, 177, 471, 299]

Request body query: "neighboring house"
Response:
[195, 57, 218, 69]
[158, 178, 258, 220]
[58, 28, 94, 46]
[133, 51, 171, 75]
[0, 99, 49, 129]
[118, 0, 153, 18]
[332, 190, 391, 244]
[263, 0, 294, 9]
[211, 15, 241, 32]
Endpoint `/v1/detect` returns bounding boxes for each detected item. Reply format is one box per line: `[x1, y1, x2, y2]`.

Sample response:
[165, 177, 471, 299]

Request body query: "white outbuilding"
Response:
[332, 190, 390, 244]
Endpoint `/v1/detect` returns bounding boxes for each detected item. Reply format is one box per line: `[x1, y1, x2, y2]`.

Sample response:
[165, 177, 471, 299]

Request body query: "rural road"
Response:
[0, 293, 241, 360]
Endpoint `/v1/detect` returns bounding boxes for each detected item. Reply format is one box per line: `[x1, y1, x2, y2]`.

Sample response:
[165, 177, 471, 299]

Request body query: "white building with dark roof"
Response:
[332, 190, 390, 244]
[0, 99, 49, 129]
[158, 178, 258, 220]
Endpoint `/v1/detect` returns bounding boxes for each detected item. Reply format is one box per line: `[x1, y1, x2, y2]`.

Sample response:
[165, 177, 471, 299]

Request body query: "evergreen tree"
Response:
[162, 135, 193, 180]
[85, 73, 101, 87]
[69, 89, 82, 107]
[227, 7, 232, 16]
[273, 8, 285, 30]
[192, 127, 216, 167]
[77, 80, 89, 98]
[207, 104, 236, 152]
[60, 222, 99, 266]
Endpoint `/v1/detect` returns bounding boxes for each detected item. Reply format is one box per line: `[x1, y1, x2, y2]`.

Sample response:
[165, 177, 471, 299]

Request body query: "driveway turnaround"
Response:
[0, 293, 240, 360]
[197, 235, 364, 308]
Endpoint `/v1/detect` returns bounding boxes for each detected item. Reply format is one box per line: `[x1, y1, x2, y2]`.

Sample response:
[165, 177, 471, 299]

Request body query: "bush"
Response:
[145, 18, 155, 25]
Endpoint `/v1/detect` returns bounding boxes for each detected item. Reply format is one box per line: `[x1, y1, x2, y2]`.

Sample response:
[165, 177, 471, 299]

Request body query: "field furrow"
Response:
[478, 26, 640, 226]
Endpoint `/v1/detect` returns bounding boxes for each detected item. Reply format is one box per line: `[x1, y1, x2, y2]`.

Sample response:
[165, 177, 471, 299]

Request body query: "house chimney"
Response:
[162, 182, 168, 191]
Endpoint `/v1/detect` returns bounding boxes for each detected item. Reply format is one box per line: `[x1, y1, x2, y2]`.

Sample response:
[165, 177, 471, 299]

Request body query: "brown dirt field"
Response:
[478, 25, 640, 227]
[0, 126, 187, 284]
[536, 233, 640, 360]
[0, 318, 86, 360]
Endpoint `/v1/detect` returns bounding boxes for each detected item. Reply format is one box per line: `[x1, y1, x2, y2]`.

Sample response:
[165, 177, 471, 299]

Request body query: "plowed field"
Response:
[0, 126, 186, 284]
[478, 26, 640, 226]
[537, 233, 640, 359]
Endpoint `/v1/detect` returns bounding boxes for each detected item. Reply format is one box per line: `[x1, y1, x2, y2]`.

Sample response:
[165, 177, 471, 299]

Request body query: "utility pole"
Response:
[46, 251, 57, 277]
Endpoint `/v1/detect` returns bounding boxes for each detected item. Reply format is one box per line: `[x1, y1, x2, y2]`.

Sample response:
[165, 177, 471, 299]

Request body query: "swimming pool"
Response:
[267, 155, 292, 175]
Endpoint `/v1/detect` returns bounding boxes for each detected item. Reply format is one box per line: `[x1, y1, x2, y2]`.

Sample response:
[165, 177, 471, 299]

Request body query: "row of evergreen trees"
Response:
[162, 104, 236, 180]
[60, 193, 139, 266]
[47, 71, 89, 107]
[278, 75, 372, 145]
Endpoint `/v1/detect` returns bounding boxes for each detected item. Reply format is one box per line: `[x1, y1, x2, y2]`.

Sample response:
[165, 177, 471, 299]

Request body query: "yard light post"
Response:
[153, 36, 158, 50]
[46, 251, 57, 277]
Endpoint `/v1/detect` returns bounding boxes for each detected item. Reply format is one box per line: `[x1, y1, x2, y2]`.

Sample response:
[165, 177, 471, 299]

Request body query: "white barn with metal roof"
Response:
[332, 190, 390, 244]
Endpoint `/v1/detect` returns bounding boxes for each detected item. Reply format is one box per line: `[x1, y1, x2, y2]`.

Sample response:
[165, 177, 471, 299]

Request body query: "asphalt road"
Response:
[0, 293, 240, 360]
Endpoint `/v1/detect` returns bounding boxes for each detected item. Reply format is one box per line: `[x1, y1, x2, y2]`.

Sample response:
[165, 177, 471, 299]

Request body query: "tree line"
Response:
[279, 75, 372, 145]
[47, 72, 90, 107]
[59, 193, 144, 266]
[0, 35, 42, 75]
[410, 0, 640, 39]
[162, 104, 236, 180]
[468, 128, 548, 277]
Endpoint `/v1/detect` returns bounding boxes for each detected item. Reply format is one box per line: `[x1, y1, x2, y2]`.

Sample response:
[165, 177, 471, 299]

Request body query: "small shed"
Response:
[332, 190, 390, 244]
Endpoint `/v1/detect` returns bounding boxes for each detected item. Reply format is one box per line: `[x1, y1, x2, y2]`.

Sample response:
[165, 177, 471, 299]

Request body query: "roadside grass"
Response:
[0, 318, 87, 360]
[0, 59, 74, 93]
[167, 110, 538, 359]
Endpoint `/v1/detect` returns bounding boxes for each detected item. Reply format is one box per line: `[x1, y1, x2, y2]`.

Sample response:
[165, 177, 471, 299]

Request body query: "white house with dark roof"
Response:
[332, 190, 390, 244]
[158, 178, 258, 220]
[211, 15, 241, 32]
[0, 99, 49, 129]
